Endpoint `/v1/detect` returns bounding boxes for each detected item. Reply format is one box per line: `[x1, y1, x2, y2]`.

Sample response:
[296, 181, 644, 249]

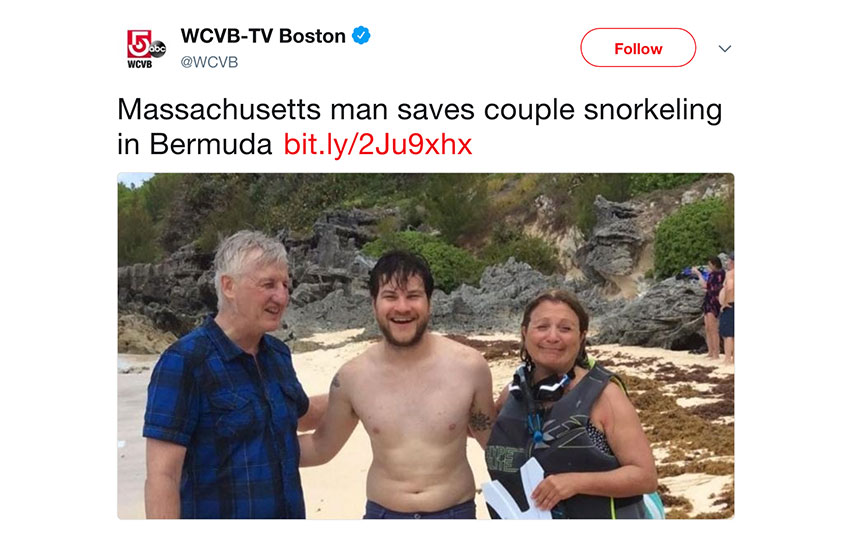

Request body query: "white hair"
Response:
[213, 230, 288, 310]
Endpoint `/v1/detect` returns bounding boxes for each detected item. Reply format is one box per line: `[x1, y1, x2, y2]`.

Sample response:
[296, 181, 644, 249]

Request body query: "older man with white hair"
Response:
[143, 230, 325, 519]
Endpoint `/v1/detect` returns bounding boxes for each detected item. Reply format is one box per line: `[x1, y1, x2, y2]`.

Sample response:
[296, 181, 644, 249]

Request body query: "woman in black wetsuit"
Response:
[485, 290, 658, 518]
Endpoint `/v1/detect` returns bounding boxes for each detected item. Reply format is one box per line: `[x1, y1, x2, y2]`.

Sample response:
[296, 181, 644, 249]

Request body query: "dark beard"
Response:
[378, 317, 429, 347]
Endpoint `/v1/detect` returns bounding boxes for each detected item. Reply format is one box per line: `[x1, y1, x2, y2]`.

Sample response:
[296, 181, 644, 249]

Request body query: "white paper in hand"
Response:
[482, 457, 552, 519]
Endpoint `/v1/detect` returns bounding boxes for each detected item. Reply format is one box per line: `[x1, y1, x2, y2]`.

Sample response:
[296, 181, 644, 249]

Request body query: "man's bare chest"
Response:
[350, 369, 474, 440]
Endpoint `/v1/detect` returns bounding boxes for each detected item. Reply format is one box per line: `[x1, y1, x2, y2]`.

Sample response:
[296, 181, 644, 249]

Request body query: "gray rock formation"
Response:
[592, 277, 706, 349]
[575, 196, 644, 282]
[118, 208, 394, 337]
[284, 288, 375, 336]
[283, 208, 392, 307]
[117, 245, 216, 336]
[280, 257, 624, 337]
[428, 258, 620, 334]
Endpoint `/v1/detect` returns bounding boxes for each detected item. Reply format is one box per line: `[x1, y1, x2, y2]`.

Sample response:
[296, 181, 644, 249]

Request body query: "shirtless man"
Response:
[298, 251, 495, 519]
[718, 252, 735, 364]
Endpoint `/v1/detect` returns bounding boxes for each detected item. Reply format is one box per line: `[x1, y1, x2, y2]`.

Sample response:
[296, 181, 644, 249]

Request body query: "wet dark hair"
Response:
[520, 289, 591, 371]
[708, 256, 723, 270]
[369, 250, 435, 301]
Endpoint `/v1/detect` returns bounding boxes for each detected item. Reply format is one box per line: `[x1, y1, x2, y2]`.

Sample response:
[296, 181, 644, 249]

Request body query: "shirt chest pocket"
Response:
[276, 382, 304, 429]
[207, 390, 265, 439]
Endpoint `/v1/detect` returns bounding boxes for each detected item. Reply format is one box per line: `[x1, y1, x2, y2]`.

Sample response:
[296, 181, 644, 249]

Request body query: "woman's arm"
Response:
[691, 267, 708, 289]
[495, 383, 510, 414]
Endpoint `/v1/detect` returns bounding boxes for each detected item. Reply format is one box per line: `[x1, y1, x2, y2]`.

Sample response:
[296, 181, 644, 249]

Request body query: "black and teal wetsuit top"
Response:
[485, 364, 647, 519]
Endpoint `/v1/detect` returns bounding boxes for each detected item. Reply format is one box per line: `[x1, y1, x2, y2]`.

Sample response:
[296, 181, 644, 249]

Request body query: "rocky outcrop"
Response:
[282, 208, 392, 307]
[429, 258, 619, 333]
[118, 208, 395, 337]
[592, 278, 706, 350]
[280, 257, 624, 337]
[118, 314, 178, 354]
[575, 196, 644, 283]
[117, 245, 216, 336]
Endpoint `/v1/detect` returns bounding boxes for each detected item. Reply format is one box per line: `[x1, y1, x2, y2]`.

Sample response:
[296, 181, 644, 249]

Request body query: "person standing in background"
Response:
[693, 257, 725, 360]
[718, 253, 735, 365]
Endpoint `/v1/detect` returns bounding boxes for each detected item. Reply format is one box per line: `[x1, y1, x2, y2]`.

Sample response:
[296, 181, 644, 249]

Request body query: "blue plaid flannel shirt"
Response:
[143, 316, 309, 518]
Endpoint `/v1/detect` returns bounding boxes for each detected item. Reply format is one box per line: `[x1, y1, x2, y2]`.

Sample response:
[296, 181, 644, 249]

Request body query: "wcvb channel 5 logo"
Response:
[127, 30, 166, 68]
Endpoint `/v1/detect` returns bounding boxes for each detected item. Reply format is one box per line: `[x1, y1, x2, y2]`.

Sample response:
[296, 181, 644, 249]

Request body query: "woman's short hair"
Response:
[213, 230, 288, 310]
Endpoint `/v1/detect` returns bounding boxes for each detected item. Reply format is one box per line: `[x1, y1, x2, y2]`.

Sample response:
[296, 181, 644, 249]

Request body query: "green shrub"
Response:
[570, 174, 632, 237]
[654, 198, 731, 278]
[118, 191, 161, 266]
[422, 175, 490, 244]
[140, 173, 185, 223]
[711, 194, 735, 252]
[543, 174, 703, 236]
[362, 231, 484, 292]
[196, 187, 259, 253]
[481, 224, 562, 274]
[628, 173, 703, 195]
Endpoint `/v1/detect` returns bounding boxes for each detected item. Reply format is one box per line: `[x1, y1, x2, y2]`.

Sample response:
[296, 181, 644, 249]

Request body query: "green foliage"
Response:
[711, 194, 735, 252]
[628, 173, 703, 195]
[196, 187, 260, 253]
[654, 198, 732, 278]
[155, 174, 256, 252]
[118, 188, 161, 266]
[140, 173, 184, 223]
[253, 174, 355, 232]
[253, 174, 422, 234]
[117, 174, 729, 281]
[481, 223, 562, 274]
[362, 231, 484, 292]
[542, 174, 704, 236]
[555, 174, 631, 237]
[421, 175, 490, 244]
[399, 200, 426, 230]
[118, 182, 135, 210]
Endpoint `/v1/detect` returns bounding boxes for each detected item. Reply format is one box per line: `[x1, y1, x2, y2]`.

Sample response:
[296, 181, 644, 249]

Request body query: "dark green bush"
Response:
[421, 175, 490, 244]
[481, 224, 562, 274]
[196, 187, 260, 253]
[140, 173, 184, 223]
[711, 194, 735, 252]
[628, 173, 702, 195]
[654, 198, 731, 278]
[118, 187, 161, 266]
[362, 231, 484, 292]
[544, 174, 703, 236]
[570, 174, 632, 237]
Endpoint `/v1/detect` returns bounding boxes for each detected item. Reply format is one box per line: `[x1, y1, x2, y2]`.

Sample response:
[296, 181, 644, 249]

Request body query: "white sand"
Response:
[300, 328, 366, 345]
[677, 397, 723, 408]
[117, 334, 734, 519]
[660, 473, 734, 516]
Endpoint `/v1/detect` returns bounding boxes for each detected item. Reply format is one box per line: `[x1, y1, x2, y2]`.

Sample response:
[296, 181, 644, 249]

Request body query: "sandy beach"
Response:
[118, 330, 734, 519]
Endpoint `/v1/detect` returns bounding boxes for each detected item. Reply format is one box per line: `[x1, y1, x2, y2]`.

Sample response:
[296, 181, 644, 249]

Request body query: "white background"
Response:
[2, 0, 850, 530]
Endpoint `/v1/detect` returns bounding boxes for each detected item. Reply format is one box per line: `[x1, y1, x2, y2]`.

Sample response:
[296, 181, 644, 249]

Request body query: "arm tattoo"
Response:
[331, 373, 341, 389]
[469, 409, 492, 432]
